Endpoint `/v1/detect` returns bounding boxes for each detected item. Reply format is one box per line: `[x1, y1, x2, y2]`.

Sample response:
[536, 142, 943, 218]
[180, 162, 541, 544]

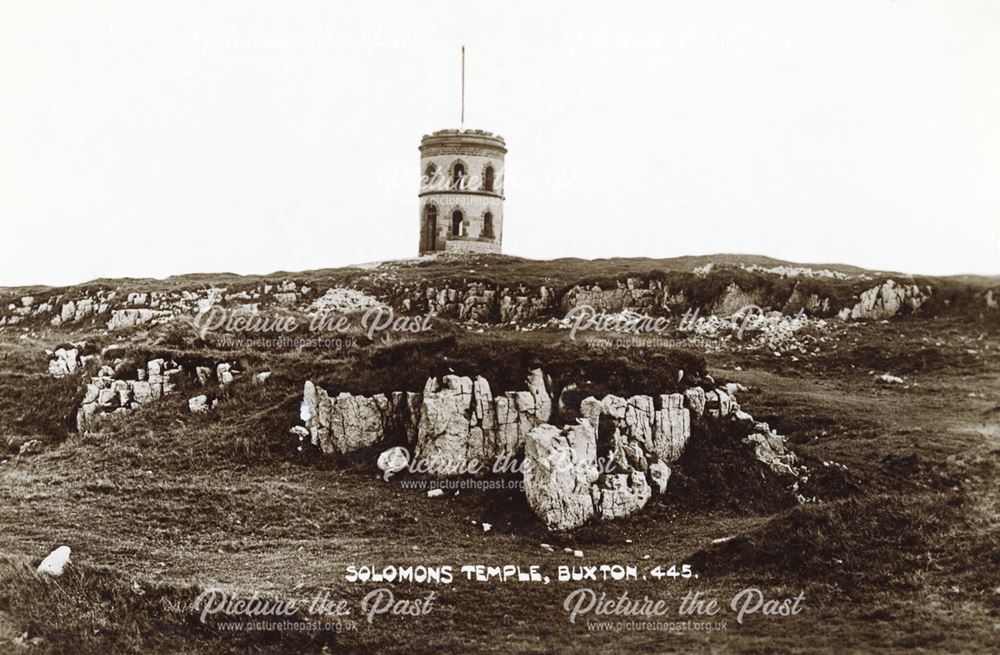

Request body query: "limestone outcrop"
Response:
[299, 370, 805, 531]
[522, 422, 600, 531]
[526, 390, 688, 529]
[47, 345, 91, 377]
[561, 280, 664, 314]
[107, 308, 174, 330]
[77, 358, 185, 432]
[684, 384, 803, 487]
[985, 289, 998, 310]
[1, 279, 321, 330]
[712, 283, 767, 317]
[412, 283, 555, 323]
[302, 382, 421, 457]
[840, 279, 930, 320]
[75, 356, 240, 431]
[592, 471, 652, 521]
[301, 368, 553, 465]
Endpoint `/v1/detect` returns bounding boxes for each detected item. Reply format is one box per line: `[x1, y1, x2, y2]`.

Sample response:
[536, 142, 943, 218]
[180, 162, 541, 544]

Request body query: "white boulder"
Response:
[36, 546, 71, 577]
[188, 395, 210, 413]
[377, 446, 410, 480]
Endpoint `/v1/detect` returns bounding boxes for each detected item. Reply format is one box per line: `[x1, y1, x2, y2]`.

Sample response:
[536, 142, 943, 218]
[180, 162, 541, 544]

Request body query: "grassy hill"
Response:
[0, 254, 997, 653]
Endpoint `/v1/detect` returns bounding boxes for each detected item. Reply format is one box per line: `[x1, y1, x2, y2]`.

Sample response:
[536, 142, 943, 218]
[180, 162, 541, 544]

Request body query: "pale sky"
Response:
[1, 0, 998, 286]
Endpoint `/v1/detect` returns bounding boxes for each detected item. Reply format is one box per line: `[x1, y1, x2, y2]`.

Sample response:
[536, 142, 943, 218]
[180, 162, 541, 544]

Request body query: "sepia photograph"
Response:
[1, 1, 998, 653]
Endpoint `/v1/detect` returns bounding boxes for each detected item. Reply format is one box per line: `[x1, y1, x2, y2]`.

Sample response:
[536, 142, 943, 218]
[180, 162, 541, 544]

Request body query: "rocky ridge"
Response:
[300, 370, 805, 531]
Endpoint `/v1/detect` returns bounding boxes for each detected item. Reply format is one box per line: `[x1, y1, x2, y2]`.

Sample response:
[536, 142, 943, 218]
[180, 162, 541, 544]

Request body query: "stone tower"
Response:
[418, 129, 506, 255]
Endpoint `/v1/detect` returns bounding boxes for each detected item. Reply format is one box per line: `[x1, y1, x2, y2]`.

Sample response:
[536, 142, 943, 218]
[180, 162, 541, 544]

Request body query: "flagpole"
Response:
[460, 45, 465, 130]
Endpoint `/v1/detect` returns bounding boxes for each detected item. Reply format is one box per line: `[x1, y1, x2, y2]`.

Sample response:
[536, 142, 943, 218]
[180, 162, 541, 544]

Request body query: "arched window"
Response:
[452, 210, 463, 236]
[452, 162, 466, 189]
[484, 166, 495, 192]
[424, 164, 438, 187]
[482, 212, 494, 239]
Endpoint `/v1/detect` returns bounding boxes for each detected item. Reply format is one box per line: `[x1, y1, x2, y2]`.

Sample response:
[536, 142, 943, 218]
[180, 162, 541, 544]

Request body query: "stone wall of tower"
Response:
[418, 130, 505, 256]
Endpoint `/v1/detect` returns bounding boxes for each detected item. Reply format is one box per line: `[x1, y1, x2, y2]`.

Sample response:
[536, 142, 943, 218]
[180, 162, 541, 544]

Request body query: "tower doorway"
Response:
[482, 212, 494, 239]
[422, 205, 438, 252]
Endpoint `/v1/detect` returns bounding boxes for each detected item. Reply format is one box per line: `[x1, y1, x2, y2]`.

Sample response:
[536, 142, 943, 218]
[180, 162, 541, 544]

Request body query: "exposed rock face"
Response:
[740, 263, 849, 280]
[841, 279, 930, 320]
[553, 391, 691, 528]
[593, 471, 652, 521]
[648, 461, 671, 493]
[712, 283, 766, 317]
[310, 287, 384, 314]
[300, 371, 805, 531]
[561, 280, 664, 314]
[417, 375, 478, 472]
[687, 383, 806, 494]
[579, 392, 690, 466]
[684, 387, 706, 418]
[54, 298, 99, 325]
[77, 358, 185, 432]
[0, 279, 326, 329]
[302, 368, 553, 466]
[107, 308, 173, 330]
[302, 382, 421, 457]
[522, 400, 675, 530]
[652, 394, 691, 462]
[522, 422, 599, 531]
[327, 392, 395, 455]
[411, 283, 555, 323]
[783, 282, 832, 314]
[744, 430, 798, 477]
[47, 346, 85, 377]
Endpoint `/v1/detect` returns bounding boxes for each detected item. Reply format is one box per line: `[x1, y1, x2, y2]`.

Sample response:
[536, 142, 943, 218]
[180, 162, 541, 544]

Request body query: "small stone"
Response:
[648, 461, 671, 494]
[217, 363, 234, 386]
[377, 446, 409, 481]
[195, 366, 212, 385]
[573, 549, 584, 558]
[188, 395, 210, 413]
[18, 440, 43, 456]
[426, 489, 444, 498]
[37, 546, 71, 577]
